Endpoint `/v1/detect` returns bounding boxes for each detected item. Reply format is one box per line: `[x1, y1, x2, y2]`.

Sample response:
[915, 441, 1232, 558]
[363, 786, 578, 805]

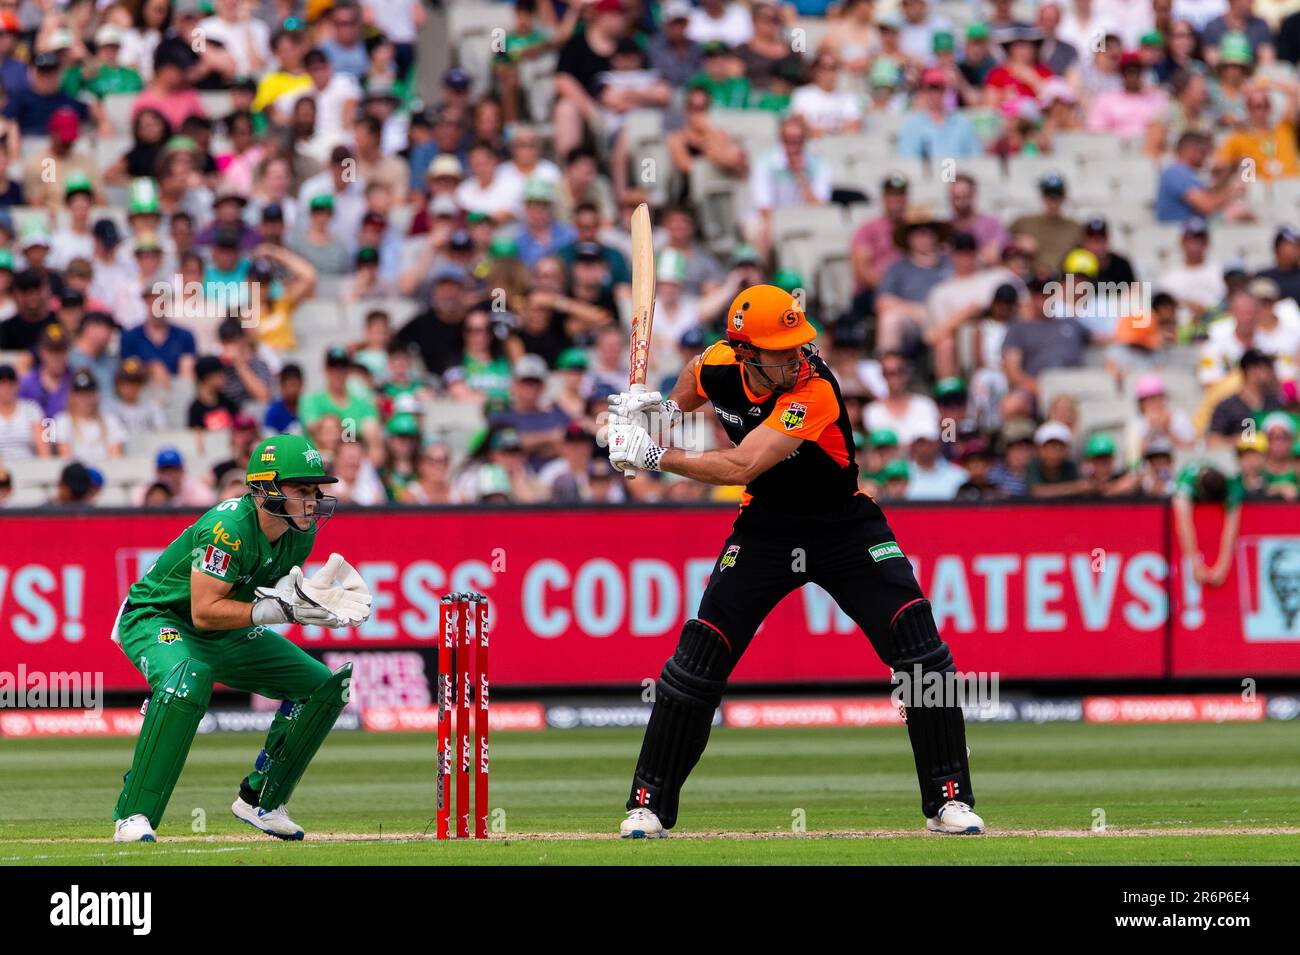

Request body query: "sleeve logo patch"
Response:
[157, 627, 181, 644]
[202, 545, 232, 577]
[780, 402, 808, 431]
[212, 520, 241, 552]
[719, 544, 741, 570]
[869, 541, 904, 562]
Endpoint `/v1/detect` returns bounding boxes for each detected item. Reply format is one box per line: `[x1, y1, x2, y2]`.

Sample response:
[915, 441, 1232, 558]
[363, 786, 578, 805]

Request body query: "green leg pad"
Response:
[258, 663, 352, 810]
[114, 658, 213, 829]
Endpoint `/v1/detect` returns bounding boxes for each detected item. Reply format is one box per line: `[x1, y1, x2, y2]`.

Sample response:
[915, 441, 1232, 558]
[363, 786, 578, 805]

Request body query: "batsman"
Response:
[110, 434, 372, 842]
[607, 285, 984, 838]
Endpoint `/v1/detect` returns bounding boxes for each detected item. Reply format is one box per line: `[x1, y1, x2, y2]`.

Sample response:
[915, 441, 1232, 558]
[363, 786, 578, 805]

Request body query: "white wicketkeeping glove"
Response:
[297, 553, 373, 627]
[253, 567, 346, 628]
[606, 418, 664, 473]
[607, 390, 681, 427]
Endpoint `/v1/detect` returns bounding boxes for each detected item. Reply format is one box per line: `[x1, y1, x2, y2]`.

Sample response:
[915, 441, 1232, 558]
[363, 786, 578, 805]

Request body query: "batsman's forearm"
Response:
[192, 597, 255, 631]
[660, 447, 754, 486]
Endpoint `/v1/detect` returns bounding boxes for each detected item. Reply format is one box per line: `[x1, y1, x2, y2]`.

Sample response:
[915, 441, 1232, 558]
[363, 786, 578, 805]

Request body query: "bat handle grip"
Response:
[623, 383, 647, 481]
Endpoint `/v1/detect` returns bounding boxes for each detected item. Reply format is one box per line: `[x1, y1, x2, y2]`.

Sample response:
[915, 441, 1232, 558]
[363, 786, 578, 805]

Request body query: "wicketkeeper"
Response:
[110, 434, 372, 842]
[607, 285, 984, 838]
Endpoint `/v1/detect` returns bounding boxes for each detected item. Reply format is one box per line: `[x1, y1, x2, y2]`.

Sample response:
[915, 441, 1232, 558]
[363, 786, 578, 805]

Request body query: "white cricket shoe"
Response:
[113, 813, 156, 843]
[620, 807, 666, 839]
[926, 800, 985, 835]
[232, 797, 305, 840]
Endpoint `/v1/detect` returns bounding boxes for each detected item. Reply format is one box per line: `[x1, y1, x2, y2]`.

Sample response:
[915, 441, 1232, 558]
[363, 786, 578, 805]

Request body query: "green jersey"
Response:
[126, 495, 315, 627]
[1174, 464, 1244, 509]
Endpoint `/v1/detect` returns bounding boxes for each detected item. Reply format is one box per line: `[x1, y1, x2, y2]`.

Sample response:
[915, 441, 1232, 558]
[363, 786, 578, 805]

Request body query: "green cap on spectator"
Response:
[731, 243, 762, 266]
[357, 246, 380, 265]
[0, 249, 13, 271]
[657, 248, 687, 283]
[934, 377, 966, 400]
[162, 135, 199, 155]
[309, 193, 335, 212]
[869, 58, 902, 88]
[489, 235, 519, 258]
[1084, 433, 1116, 458]
[477, 463, 512, 500]
[1219, 32, 1253, 66]
[467, 211, 491, 225]
[64, 172, 93, 199]
[1139, 31, 1163, 47]
[386, 413, 422, 438]
[556, 347, 589, 371]
[128, 178, 161, 215]
[880, 459, 910, 481]
[523, 178, 554, 204]
[771, 268, 803, 294]
[870, 429, 900, 448]
[932, 30, 954, 53]
[966, 22, 990, 41]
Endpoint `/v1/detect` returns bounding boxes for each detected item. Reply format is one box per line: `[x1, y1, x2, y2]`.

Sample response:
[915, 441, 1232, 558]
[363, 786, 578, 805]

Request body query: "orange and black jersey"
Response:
[694, 340, 860, 515]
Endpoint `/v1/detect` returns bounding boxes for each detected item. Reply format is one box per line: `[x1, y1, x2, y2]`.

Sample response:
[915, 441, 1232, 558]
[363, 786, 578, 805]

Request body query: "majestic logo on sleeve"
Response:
[780, 402, 807, 431]
[202, 545, 232, 577]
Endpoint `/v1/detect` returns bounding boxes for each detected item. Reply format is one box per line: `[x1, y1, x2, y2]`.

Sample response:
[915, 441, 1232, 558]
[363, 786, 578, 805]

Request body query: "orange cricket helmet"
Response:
[725, 284, 816, 351]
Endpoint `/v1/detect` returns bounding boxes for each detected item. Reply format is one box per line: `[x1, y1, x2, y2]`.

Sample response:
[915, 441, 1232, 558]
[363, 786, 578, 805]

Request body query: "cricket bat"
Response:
[625, 202, 656, 480]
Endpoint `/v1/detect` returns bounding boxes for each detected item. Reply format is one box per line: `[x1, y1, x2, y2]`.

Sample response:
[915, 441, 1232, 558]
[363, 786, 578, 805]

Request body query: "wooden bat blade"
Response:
[629, 202, 655, 389]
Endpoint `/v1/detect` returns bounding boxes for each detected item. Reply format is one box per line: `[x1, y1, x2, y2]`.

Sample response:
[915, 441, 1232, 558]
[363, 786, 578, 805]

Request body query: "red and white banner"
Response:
[3, 502, 1299, 690]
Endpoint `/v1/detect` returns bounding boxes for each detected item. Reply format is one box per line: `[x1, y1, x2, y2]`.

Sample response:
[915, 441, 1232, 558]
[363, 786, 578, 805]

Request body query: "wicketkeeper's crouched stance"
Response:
[607, 286, 983, 838]
[110, 434, 372, 842]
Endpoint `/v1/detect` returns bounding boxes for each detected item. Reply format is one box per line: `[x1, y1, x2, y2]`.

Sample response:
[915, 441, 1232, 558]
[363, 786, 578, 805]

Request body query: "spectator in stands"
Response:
[1009, 173, 1081, 278]
[954, 437, 1003, 499]
[1216, 79, 1299, 182]
[746, 113, 831, 258]
[21, 324, 74, 420]
[1156, 130, 1250, 224]
[648, 1, 703, 87]
[1087, 51, 1169, 139]
[1207, 348, 1283, 444]
[0, 363, 42, 461]
[188, 354, 239, 437]
[290, 195, 353, 276]
[905, 419, 968, 500]
[0, 269, 54, 351]
[1260, 411, 1300, 493]
[791, 51, 864, 136]
[657, 206, 725, 297]
[897, 68, 981, 158]
[215, 318, 273, 409]
[666, 85, 750, 193]
[1199, 287, 1264, 385]
[395, 266, 471, 376]
[7, 52, 93, 137]
[515, 179, 577, 268]
[864, 352, 941, 445]
[1081, 432, 1141, 495]
[1247, 277, 1300, 382]
[948, 174, 1008, 267]
[489, 353, 570, 457]
[1124, 372, 1199, 463]
[851, 173, 909, 315]
[687, 0, 754, 47]
[68, 311, 117, 395]
[987, 416, 1034, 495]
[986, 26, 1052, 107]
[552, 0, 630, 157]
[119, 294, 197, 386]
[106, 357, 165, 436]
[52, 461, 97, 506]
[1160, 218, 1227, 329]
[264, 363, 303, 434]
[876, 208, 953, 355]
[924, 232, 1018, 379]
[1257, 226, 1300, 301]
[1146, 69, 1211, 158]
[1002, 278, 1091, 402]
[52, 368, 123, 462]
[1204, 1, 1275, 63]
[554, 147, 616, 224]
[300, 346, 382, 446]
[1027, 420, 1088, 497]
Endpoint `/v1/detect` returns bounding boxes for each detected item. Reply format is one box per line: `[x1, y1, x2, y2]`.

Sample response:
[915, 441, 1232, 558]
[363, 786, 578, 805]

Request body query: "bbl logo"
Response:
[719, 544, 740, 570]
[260, 444, 276, 463]
[157, 627, 181, 645]
[780, 402, 807, 431]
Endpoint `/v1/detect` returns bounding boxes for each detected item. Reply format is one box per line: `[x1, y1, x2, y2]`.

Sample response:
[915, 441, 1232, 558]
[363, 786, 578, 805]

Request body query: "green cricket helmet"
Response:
[245, 434, 338, 532]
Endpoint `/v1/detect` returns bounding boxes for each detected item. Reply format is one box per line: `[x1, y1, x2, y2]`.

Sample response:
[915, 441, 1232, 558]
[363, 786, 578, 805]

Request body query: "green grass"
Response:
[1, 722, 1296, 865]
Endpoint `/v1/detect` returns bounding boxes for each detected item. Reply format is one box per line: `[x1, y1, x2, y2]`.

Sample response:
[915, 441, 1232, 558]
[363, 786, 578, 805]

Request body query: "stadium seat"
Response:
[98, 457, 151, 488]
[1039, 367, 1121, 418]
[770, 205, 846, 249]
[519, 53, 559, 123]
[101, 94, 134, 133]
[1214, 223, 1276, 270]
[710, 110, 779, 153]
[197, 91, 233, 118]
[11, 457, 65, 489]
[447, 2, 515, 92]
[790, 18, 831, 59]
[8, 485, 48, 507]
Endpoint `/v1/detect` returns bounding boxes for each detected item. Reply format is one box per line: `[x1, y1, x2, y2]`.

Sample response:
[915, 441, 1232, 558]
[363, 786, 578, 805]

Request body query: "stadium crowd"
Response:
[1, 0, 1300, 507]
